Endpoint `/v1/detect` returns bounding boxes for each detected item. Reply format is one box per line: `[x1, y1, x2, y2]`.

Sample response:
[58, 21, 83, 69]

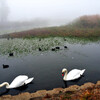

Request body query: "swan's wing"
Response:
[9, 75, 28, 88]
[80, 69, 85, 75]
[67, 69, 83, 81]
[25, 77, 34, 85]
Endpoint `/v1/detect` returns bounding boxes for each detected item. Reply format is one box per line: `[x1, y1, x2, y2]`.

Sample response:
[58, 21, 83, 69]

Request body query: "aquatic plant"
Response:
[0, 37, 64, 56]
[0, 37, 99, 56]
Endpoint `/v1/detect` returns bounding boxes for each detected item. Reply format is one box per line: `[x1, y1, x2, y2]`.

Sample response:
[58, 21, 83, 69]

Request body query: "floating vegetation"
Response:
[0, 37, 99, 56]
[63, 36, 100, 45]
[0, 37, 64, 56]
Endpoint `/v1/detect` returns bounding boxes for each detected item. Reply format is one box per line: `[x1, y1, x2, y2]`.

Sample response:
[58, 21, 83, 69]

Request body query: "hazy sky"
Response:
[6, 0, 100, 24]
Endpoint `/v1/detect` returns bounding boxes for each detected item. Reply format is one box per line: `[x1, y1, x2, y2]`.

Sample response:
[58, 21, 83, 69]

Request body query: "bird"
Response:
[9, 53, 14, 56]
[64, 46, 67, 49]
[0, 75, 34, 89]
[51, 48, 56, 51]
[62, 68, 85, 81]
[38, 48, 42, 51]
[55, 47, 60, 49]
[3, 64, 9, 68]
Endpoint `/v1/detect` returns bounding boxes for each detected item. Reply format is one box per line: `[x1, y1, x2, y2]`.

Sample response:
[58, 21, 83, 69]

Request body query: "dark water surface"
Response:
[0, 38, 100, 95]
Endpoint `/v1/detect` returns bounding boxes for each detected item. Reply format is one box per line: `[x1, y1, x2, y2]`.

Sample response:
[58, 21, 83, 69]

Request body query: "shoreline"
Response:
[0, 81, 100, 100]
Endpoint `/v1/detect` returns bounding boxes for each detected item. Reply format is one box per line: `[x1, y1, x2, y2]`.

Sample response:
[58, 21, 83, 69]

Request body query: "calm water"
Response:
[0, 37, 100, 95]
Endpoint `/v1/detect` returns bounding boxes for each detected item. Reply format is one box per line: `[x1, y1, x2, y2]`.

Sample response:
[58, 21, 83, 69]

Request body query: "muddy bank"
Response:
[0, 81, 100, 100]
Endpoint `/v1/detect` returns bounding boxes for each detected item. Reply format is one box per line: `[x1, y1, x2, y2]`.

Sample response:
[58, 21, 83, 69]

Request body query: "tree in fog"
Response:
[0, 0, 9, 23]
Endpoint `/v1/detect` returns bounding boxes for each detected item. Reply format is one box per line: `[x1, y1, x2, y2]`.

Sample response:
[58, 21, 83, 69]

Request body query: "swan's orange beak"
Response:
[62, 73, 64, 76]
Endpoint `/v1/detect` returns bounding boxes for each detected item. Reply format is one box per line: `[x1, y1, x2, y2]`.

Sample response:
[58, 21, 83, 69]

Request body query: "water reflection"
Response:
[0, 89, 9, 96]
[15, 82, 34, 91]
[63, 81, 68, 88]
[63, 75, 84, 88]
[15, 85, 28, 91]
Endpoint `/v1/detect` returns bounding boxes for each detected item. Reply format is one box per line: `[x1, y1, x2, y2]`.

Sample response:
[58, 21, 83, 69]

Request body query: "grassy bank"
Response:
[2, 27, 100, 39]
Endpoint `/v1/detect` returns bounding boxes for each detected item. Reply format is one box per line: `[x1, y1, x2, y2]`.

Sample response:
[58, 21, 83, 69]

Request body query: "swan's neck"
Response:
[64, 71, 67, 80]
[0, 82, 9, 88]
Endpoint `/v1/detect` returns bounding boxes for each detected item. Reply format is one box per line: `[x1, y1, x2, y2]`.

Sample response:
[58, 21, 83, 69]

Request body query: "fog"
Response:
[0, 0, 9, 22]
[7, 0, 100, 23]
[0, 0, 100, 34]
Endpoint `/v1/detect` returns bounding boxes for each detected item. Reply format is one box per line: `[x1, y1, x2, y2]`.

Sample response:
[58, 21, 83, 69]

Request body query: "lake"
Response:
[0, 37, 100, 95]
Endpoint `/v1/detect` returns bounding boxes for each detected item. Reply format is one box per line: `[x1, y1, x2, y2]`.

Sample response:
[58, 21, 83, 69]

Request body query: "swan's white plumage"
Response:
[0, 75, 34, 89]
[62, 68, 85, 81]
[8, 75, 28, 89]
[25, 77, 34, 84]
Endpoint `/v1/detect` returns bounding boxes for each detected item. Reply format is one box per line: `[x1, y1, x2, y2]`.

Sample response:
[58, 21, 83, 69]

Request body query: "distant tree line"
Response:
[2, 14, 100, 38]
[70, 15, 100, 28]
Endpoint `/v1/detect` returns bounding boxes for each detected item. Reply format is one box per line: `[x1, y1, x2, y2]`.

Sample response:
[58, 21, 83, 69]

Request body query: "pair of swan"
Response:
[0, 68, 85, 89]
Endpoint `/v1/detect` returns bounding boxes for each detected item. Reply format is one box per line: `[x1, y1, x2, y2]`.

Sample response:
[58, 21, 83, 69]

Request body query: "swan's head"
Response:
[62, 68, 67, 76]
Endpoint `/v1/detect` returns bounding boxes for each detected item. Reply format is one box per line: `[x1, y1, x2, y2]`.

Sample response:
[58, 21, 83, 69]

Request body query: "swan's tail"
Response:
[80, 69, 85, 75]
[25, 77, 34, 84]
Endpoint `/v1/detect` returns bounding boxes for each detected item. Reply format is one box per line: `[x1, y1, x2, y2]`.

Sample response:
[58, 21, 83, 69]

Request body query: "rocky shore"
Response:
[0, 81, 100, 100]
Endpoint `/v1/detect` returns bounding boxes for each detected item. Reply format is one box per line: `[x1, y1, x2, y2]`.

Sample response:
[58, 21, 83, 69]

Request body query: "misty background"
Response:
[0, 0, 100, 34]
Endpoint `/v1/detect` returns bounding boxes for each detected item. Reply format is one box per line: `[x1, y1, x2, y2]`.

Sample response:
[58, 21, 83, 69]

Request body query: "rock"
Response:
[46, 88, 63, 95]
[31, 90, 47, 98]
[95, 81, 100, 88]
[63, 85, 80, 92]
[52, 88, 63, 93]
[93, 89, 100, 94]
[44, 93, 51, 99]
[13, 92, 30, 100]
[36, 90, 47, 95]
[80, 82, 95, 90]
[0, 95, 12, 100]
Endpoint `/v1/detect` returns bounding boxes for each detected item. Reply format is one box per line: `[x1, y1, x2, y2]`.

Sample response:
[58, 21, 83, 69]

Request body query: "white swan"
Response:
[62, 68, 85, 81]
[0, 75, 34, 89]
